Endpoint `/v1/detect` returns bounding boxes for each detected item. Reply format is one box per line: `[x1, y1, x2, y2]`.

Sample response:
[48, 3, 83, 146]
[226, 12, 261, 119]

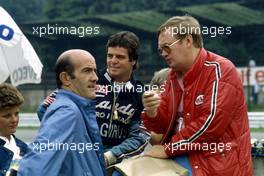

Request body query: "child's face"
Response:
[0, 106, 20, 138]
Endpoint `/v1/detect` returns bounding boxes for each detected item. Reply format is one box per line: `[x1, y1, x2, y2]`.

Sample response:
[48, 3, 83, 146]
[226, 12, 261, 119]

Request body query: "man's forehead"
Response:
[108, 47, 128, 54]
[159, 31, 175, 44]
[86, 58, 96, 64]
[159, 30, 174, 39]
[73, 56, 96, 69]
[85, 59, 96, 67]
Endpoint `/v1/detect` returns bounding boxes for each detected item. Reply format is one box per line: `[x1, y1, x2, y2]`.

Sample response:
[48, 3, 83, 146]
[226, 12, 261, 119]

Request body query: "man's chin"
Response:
[8, 129, 16, 135]
[109, 69, 119, 74]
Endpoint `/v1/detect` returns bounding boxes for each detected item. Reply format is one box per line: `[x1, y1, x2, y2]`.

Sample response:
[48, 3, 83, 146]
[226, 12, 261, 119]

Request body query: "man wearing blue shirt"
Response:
[18, 49, 105, 176]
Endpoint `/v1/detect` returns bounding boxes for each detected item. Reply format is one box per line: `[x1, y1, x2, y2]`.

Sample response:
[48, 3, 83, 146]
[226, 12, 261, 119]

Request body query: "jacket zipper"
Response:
[108, 84, 120, 135]
[161, 80, 177, 144]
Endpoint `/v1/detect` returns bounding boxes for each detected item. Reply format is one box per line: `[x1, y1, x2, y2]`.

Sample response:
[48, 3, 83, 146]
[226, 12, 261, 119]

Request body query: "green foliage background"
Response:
[0, 0, 263, 84]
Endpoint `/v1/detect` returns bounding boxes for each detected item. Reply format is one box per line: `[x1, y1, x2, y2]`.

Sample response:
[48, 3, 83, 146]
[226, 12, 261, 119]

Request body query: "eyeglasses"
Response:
[158, 39, 181, 56]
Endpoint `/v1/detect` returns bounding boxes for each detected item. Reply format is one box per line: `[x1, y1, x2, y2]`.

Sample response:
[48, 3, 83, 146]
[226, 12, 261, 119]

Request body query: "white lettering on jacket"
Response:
[96, 101, 135, 116]
[100, 123, 128, 139]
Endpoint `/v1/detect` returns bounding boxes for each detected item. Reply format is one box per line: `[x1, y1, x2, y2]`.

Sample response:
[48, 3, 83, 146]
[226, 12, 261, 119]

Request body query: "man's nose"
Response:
[161, 50, 169, 58]
[10, 114, 18, 122]
[92, 71, 98, 82]
[111, 56, 119, 64]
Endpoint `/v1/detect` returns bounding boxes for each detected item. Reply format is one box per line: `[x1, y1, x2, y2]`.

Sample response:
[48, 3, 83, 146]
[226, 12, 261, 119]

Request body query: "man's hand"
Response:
[142, 91, 161, 118]
[144, 145, 168, 159]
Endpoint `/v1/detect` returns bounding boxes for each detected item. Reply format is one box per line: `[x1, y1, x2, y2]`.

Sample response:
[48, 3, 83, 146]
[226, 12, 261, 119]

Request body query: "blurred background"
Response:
[0, 0, 263, 174]
[0, 0, 263, 111]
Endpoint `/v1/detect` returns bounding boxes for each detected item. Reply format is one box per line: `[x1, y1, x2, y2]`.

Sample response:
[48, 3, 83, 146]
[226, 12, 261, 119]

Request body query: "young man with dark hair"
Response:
[98, 31, 148, 166]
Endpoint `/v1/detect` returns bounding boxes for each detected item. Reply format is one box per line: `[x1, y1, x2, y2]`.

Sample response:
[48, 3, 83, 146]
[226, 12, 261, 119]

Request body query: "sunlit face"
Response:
[69, 56, 98, 99]
[0, 106, 20, 139]
[158, 31, 187, 72]
[107, 47, 135, 82]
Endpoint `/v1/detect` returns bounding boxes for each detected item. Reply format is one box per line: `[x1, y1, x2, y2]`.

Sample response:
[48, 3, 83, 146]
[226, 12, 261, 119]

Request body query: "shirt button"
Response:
[187, 113, 190, 116]
[194, 166, 198, 169]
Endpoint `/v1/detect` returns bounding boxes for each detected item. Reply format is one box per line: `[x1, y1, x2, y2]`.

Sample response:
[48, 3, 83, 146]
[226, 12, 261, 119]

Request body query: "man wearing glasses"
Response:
[142, 15, 253, 176]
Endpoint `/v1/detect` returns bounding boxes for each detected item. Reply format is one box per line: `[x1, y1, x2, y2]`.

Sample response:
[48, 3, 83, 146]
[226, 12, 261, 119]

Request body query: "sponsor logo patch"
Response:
[195, 94, 204, 105]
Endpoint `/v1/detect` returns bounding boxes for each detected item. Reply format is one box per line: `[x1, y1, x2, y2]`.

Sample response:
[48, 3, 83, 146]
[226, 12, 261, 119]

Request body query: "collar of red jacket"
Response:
[169, 48, 207, 85]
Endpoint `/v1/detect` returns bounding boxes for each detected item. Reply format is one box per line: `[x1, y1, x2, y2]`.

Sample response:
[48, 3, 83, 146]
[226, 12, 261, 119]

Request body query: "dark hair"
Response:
[55, 55, 75, 88]
[106, 31, 140, 70]
[0, 83, 24, 110]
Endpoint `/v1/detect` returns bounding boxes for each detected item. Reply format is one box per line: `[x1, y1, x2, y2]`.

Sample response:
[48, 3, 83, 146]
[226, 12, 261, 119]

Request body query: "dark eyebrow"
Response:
[116, 54, 126, 58]
[107, 53, 126, 57]
[82, 66, 96, 72]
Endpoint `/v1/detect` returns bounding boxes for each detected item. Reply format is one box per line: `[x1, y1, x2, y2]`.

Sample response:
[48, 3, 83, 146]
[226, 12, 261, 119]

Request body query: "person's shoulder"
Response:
[206, 51, 241, 83]
[130, 73, 143, 86]
[207, 51, 236, 70]
[49, 96, 73, 109]
[130, 77, 144, 96]
[13, 135, 28, 155]
[45, 94, 80, 119]
[134, 79, 144, 87]
[97, 68, 110, 84]
[13, 135, 26, 146]
[53, 90, 77, 105]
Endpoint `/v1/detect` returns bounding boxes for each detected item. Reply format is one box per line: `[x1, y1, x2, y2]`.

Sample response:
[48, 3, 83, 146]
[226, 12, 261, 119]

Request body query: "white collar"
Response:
[104, 71, 134, 91]
[0, 135, 21, 159]
[0, 135, 14, 144]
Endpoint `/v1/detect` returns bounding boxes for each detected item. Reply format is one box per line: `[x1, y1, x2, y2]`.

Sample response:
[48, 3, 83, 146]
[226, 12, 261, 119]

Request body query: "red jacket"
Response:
[142, 48, 253, 176]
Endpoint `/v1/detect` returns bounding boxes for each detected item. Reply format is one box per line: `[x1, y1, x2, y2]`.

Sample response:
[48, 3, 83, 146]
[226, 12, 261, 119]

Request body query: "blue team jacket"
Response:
[18, 89, 105, 176]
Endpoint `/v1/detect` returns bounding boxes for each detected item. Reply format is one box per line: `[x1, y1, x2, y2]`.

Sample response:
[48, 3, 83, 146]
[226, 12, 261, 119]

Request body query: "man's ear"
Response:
[59, 72, 71, 87]
[186, 34, 193, 47]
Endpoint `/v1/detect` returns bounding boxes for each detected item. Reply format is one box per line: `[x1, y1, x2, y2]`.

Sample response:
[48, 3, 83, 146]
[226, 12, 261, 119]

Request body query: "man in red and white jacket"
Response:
[142, 15, 253, 176]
